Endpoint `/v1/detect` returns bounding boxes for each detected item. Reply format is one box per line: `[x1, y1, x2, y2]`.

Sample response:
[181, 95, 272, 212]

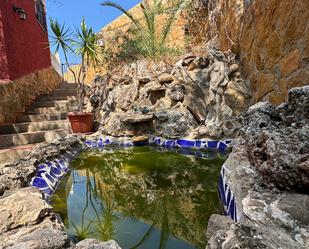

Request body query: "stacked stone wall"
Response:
[0, 67, 62, 123]
[100, 1, 187, 53]
[188, 0, 309, 105]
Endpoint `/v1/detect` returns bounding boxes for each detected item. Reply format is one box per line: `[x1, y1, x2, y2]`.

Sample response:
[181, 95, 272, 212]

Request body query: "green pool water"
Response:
[51, 146, 227, 249]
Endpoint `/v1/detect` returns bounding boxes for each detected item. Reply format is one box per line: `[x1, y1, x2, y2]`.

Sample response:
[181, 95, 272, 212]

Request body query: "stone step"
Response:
[26, 105, 76, 115]
[0, 144, 36, 166]
[0, 129, 70, 148]
[52, 89, 78, 95]
[0, 120, 71, 134]
[31, 99, 78, 108]
[58, 82, 78, 89]
[36, 95, 77, 102]
[16, 113, 68, 123]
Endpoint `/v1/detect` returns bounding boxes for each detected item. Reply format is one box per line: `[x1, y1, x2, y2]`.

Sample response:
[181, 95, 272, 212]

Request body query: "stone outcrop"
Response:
[86, 49, 250, 139]
[0, 67, 63, 123]
[0, 187, 70, 249]
[207, 86, 309, 248]
[242, 86, 309, 192]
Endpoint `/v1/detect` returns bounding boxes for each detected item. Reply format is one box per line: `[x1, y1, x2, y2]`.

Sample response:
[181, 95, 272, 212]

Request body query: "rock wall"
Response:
[85, 49, 250, 139]
[0, 67, 62, 123]
[207, 86, 309, 249]
[188, 0, 309, 105]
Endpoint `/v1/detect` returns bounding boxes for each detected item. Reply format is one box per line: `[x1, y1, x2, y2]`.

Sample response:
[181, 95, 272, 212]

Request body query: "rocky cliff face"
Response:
[206, 86, 309, 249]
[85, 49, 251, 139]
[188, 0, 309, 105]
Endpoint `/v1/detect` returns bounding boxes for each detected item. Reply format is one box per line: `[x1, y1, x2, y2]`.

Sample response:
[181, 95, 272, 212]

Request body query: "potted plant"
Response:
[49, 18, 100, 133]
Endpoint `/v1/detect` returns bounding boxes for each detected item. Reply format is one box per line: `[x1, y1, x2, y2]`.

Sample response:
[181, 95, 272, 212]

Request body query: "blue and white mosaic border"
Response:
[218, 166, 238, 222]
[150, 137, 232, 152]
[30, 149, 81, 200]
[84, 136, 233, 152]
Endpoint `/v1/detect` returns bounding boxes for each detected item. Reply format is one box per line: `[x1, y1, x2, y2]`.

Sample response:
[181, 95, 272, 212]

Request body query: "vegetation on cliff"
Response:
[101, 0, 190, 61]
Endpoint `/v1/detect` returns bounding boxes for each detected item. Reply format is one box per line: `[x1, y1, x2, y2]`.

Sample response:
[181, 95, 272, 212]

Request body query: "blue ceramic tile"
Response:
[50, 166, 62, 176]
[165, 140, 174, 147]
[195, 140, 202, 148]
[207, 141, 218, 149]
[45, 174, 56, 184]
[46, 162, 53, 167]
[36, 170, 46, 177]
[85, 141, 92, 146]
[218, 142, 227, 152]
[176, 139, 195, 148]
[229, 197, 235, 220]
[98, 140, 104, 148]
[32, 177, 48, 188]
[41, 187, 53, 195]
[37, 164, 47, 170]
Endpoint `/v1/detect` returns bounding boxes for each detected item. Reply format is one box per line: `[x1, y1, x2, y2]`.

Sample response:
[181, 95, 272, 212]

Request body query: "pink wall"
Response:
[0, 0, 51, 81]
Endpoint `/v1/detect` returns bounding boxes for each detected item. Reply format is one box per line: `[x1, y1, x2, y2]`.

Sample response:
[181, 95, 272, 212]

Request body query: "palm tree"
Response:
[101, 0, 190, 60]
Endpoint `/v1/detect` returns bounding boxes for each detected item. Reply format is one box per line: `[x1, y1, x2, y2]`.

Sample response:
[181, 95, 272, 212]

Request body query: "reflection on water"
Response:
[51, 146, 226, 249]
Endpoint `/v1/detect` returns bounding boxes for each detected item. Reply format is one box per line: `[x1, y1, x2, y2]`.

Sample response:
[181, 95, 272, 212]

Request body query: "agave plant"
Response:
[101, 0, 190, 60]
[49, 18, 100, 112]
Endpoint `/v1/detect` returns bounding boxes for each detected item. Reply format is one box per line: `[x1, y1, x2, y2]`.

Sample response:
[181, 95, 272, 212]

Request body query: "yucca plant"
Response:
[101, 0, 190, 61]
[49, 18, 100, 112]
[49, 19, 77, 82]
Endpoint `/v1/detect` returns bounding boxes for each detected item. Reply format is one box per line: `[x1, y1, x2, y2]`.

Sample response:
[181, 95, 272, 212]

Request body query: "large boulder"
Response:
[240, 86, 309, 192]
[0, 187, 69, 249]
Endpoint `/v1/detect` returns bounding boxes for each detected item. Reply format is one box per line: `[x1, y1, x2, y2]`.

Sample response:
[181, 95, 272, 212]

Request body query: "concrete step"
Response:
[31, 99, 78, 108]
[0, 144, 36, 166]
[26, 104, 76, 115]
[16, 113, 68, 123]
[0, 120, 71, 134]
[0, 129, 71, 148]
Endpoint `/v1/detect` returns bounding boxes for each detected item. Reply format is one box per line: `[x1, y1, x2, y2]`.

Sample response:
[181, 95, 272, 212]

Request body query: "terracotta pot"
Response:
[67, 112, 94, 133]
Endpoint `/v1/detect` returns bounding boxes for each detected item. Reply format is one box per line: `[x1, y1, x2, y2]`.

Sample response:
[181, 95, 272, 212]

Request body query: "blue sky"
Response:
[46, 0, 141, 63]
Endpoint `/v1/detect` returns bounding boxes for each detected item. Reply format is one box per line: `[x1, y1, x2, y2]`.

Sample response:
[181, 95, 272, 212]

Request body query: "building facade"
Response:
[0, 0, 51, 81]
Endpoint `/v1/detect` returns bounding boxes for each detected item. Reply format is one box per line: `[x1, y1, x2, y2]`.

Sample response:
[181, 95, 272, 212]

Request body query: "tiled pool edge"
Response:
[30, 136, 238, 222]
[84, 136, 233, 152]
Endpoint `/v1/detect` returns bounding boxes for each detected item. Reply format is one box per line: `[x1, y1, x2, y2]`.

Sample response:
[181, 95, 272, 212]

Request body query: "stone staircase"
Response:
[0, 82, 78, 166]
